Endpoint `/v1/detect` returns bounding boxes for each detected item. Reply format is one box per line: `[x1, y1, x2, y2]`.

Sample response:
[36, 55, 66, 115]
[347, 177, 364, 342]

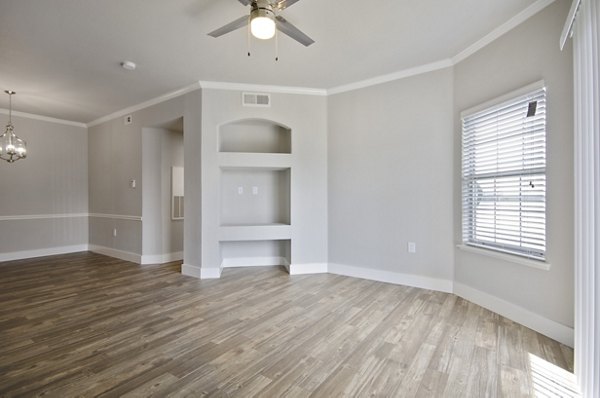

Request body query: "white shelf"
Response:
[218, 153, 292, 170]
[218, 225, 292, 241]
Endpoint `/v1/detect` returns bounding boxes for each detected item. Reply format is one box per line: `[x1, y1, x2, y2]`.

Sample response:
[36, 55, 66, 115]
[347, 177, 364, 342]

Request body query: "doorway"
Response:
[141, 117, 184, 263]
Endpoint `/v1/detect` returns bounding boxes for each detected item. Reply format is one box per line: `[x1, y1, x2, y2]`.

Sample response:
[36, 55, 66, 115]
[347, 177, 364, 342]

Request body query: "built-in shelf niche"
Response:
[220, 168, 290, 226]
[220, 240, 291, 268]
[219, 119, 291, 154]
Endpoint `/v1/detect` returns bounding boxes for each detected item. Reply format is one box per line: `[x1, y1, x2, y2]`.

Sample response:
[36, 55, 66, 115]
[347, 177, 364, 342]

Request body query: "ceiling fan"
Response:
[208, 0, 315, 47]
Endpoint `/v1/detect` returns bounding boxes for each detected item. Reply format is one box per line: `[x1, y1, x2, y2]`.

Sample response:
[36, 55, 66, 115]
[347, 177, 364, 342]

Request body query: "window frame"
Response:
[460, 80, 547, 262]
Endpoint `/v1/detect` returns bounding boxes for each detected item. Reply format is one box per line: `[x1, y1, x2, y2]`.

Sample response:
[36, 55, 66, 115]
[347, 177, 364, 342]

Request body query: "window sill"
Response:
[456, 244, 551, 271]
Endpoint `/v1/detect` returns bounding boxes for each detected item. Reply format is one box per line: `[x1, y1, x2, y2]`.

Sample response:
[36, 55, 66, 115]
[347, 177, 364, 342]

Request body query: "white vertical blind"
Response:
[462, 87, 547, 260]
[572, 0, 600, 396]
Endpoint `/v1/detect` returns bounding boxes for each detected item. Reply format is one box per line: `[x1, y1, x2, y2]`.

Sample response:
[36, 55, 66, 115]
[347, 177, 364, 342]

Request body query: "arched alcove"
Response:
[218, 119, 291, 154]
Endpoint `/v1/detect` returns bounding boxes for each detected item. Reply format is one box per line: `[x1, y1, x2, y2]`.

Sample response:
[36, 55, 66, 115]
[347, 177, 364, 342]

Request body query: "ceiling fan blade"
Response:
[274, 0, 301, 11]
[275, 15, 314, 46]
[237, 0, 252, 5]
[208, 15, 248, 38]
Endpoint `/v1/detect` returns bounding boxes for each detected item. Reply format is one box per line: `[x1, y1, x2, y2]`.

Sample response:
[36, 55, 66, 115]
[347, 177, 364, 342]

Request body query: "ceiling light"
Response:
[250, 5, 276, 40]
[0, 90, 27, 163]
[120, 61, 137, 71]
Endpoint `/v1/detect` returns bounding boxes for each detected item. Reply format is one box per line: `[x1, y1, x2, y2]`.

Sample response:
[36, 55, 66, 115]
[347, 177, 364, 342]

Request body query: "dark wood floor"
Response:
[0, 252, 574, 397]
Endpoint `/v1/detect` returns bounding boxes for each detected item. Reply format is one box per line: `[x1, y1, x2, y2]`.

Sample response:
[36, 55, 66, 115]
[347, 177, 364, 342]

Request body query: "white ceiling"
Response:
[0, 0, 538, 123]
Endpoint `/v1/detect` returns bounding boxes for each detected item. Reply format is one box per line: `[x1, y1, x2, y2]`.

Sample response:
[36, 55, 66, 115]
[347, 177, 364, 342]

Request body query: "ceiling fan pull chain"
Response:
[275, 27, 279, 61]
[247, 15, 252, 56]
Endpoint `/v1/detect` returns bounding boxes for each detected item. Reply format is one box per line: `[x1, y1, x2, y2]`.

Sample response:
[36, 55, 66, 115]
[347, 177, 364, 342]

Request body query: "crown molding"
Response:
[0, 108, 87, 128]
[452, 0, 556, 64]
[87, 82, 202, 127]
[75, 0, 555, 125]
[327, 59, 454, 96]
[560, 0, 581, 50]
[199, 81, 327, 96]
[329, 0, 555, 95]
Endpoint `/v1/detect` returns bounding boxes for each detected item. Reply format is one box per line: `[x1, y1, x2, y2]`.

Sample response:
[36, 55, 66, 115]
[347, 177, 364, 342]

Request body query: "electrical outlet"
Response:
[113, 228, 117, 237]
[130, 179, 136, 189]
[237, 186, 244, 195]
[252, 186, 258, 195]
[124, 115, 133, 125]
[408, 242, 416, 253]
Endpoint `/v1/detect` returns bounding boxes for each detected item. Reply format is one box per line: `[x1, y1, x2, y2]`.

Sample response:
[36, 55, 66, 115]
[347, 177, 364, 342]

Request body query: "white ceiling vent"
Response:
[242, 92, 271, 107]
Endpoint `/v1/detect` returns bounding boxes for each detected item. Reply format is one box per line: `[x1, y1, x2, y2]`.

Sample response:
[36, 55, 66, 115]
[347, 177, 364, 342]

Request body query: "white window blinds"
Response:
[462, 86, 546, 260]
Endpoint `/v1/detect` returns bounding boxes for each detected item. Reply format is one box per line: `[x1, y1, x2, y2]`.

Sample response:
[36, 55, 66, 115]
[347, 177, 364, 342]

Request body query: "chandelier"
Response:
[0, 90, 27, 163]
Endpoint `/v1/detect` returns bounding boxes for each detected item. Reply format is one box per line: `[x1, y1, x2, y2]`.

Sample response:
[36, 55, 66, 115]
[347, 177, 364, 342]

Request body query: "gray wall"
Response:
[453, 0, 574, 327]
[328, 68, 455, 281]
[220, 168, 290, 226]
[163, 129, 184, 254]
[88, 90, 202, 268]
[0, 115, 88, 257]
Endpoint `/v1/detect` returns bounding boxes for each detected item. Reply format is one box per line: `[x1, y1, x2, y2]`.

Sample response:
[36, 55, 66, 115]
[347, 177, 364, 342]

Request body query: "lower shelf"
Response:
[218, 224, 291, 241]
[220, 240, 291, 268]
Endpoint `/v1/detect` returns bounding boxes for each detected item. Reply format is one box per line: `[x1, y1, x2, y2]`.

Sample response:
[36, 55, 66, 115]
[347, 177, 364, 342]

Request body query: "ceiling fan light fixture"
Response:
[250, 7, 276, 40]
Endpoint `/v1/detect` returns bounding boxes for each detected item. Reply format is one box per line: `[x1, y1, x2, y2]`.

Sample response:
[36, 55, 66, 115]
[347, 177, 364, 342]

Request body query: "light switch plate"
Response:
[408, 242, 416, 253]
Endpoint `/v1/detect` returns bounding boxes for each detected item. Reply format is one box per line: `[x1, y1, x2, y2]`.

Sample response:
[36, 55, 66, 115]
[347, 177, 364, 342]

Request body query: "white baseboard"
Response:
[0, 244, 89, 262]
[201, 266, 222, 279]
[454, 282, 574, 347]
[88, 244, 141, 264]
[141, 251, 183, 265]
[289, 262, 328, 275]
[181, 263, 202, 278]
[328, 263, 454, 293]
[181, 264, 222, 279]
[221, 256, 288, 268]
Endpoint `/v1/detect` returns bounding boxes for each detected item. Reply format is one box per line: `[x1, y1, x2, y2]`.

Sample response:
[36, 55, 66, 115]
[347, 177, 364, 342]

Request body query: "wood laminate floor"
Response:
[0, 252, 574, 397]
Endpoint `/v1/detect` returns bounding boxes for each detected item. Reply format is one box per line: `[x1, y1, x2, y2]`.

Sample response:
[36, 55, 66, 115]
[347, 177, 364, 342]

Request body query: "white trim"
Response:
[0, 108, 87, 128]
[460, 80, 546, 118]
[288, 262, 328, 275]
[87, 82, 201, 127]
[199, 81, 327, 96]
[221, 256, 288, 268]
[457, 244, 551, 271]
[327, 60, 454, 95]
[452, 0, 557, 64]
[182, 264, 223, 279]
[328, 263, 454, 293]
[0, 213, 141, 222]
[89, 213, 142, 221]
[181, 263, 202, 278]
[454, 282, 574, 347]
[0, 213, 88, 221]
[88, 244, 141, 264]
[141, 251, 183, 265]
[560, 0, 582, 51]
[200, 267, 223, 279]
[0, 213, 142, 221]
[0, 244, 89, 262]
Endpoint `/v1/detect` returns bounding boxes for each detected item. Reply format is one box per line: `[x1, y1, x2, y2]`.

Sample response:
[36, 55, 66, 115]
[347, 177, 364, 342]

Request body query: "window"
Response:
[461, 83, 546, 260]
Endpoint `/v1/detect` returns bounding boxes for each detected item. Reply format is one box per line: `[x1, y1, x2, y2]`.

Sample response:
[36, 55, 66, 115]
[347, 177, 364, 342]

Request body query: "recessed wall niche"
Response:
[220, 239, 291, 268]
[219, 119, 291, 153]
[220, 168, 291, 226]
